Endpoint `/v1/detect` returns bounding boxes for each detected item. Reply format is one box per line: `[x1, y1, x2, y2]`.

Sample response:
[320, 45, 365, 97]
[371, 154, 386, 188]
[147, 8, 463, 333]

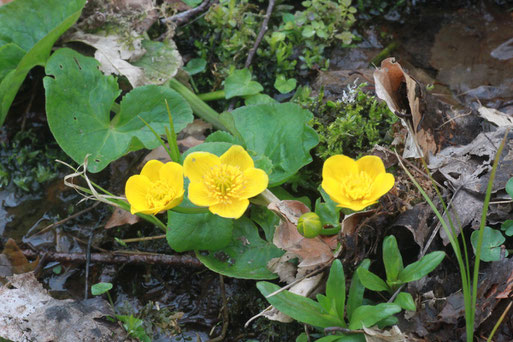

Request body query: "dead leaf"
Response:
[0, 272, 126, 341]
[1, 239, 38, 275]
[105, 207, 140, 229]
[478, 106, 513, 127]
[177, 136, 204, 150]
[391, 203, 432, 249]
[363, 326, 410, 342]
[341, 210, 376, 237]
[269, 200, 335, 277]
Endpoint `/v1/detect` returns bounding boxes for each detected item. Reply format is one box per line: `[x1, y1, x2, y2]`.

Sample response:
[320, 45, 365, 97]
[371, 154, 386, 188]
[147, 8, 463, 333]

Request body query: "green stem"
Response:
[472, 129, 509, 335]
[319, 227, 340, 235]
[369, 42, 398, 66]
[171, 206, 210, 214]
[168, 78, 227, 131]
[198, 90, 226, 102]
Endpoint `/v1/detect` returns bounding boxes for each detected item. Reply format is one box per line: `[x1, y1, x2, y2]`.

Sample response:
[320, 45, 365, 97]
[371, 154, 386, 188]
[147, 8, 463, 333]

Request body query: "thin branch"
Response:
[244, 0, 275, 68]
[23, 249, 204, 268]
[161, 0, 215, 26]
[208, 275, 229, 342]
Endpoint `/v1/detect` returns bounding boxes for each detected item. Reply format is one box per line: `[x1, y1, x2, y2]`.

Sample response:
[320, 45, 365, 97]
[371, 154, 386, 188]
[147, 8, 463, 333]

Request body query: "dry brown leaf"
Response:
[363, 326, 410, 342]
[478, 106, 513, 127]
[177, 136, 204, 150]
[1, 239, 38, 275]
[269, 200, 335, 275]
[105, 207, 140, 229]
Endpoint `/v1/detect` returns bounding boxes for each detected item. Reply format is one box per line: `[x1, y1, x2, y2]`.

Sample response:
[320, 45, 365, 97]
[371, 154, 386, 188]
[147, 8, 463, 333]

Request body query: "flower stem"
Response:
[198, 90, 226, 102]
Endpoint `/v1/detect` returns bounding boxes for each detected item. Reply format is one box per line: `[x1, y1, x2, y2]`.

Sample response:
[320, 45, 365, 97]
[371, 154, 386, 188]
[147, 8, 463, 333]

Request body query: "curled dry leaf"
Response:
[363, 326, 411, 342]
[105, 207, 140, 229]
[478, 106, 513, 127]
[0, 239, 38, 277]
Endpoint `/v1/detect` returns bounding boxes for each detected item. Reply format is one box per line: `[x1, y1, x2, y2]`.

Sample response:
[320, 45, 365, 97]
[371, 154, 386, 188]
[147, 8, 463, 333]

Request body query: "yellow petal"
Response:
[183, 152, 220, 183]
[140, 160, 164, 182]
[159, 162, 184, 194]
[239, 168, 268, 198]
[337, 200, 375, 212]
[125, 175, 151, 214]
[369, 172, 395, 201]
[188, 181, 218, 207]
[220, 145, 254, 171]
[209, 198, 250, 219]
[322, 155, 358, 183]
[356, 155, 386, 180]
[160, 193, 184, 212]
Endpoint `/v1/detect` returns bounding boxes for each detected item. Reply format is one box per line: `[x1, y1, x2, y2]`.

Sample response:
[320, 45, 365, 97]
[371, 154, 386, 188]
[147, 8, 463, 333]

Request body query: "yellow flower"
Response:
[183, 145, 268, 219]
[125, 160, 184, 215]
[322, 154, 394, 211]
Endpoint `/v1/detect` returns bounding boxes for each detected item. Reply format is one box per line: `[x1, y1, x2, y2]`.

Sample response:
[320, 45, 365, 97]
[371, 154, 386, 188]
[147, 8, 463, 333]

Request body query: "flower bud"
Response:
[297, 212, 322, 238]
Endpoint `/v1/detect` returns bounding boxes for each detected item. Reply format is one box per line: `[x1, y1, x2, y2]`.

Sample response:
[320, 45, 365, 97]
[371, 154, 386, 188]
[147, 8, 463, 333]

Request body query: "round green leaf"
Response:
[196, 217, 283, 279]
[183, 58, 207, 75]
[132, 40, 182, 84]
[274, 74, 297, 94]
[501, 219, 513, 237]
[224, 69, 263, 99]
[44, 48, 193, 172]
[166, 211, 233, 252]
[471, 226, 508, 262]
[506, 177, 513, 199]
[229, 102, 319, 186]
[91, 282, 113, 296]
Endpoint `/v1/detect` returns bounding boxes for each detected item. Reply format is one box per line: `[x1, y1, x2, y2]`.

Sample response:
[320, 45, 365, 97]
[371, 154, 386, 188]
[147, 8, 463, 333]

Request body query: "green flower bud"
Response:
[297, 212, 322, 238]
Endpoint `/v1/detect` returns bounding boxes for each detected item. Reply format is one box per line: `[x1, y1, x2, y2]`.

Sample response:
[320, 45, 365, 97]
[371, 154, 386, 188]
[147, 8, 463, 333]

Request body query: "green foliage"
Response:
[224, 68, 264, 99]
[0, 0, 86, 125]
[257, 260, 401, 339]
[357, 236, 444, 297]
[471, 226, 508, 262]
[91, 282, 113, 296]
[178, 0, 357, 89]
[115, 314, 151, 342]
[44, 48, 193, 172]
[501, 219, 513, 237]
[196, 217, 283, 279]
[297, 84, 397, 159]
[0, 130, 64, 192]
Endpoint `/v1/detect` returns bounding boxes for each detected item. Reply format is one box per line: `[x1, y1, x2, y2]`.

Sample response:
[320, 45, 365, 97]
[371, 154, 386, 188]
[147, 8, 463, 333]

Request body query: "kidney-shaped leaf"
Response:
[166, 211, 233, 252]
[0, 0, 86, 125]
[44, 48, 193, 172]
[471, 226, 508, 262]
[197, 217, 284, 279]
[229, 103, 319, 186]
[257, 281, 346, 328]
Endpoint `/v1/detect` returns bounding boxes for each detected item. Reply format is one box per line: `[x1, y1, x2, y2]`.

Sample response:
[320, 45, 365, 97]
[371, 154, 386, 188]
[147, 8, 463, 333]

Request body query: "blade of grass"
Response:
[164, 99, 181, 163]
[472, 129, 510, 328]
[487, 301, 512, 342]
[138, 115, 175, 162]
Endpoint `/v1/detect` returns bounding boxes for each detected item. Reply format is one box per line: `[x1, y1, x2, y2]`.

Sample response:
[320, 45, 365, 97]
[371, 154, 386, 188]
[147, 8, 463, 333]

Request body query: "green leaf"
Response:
[356, 267, 390, 292]
[471, 226, 507, 262]
[44, 48, 193, 172]
[257, 281, 346, 328]
[382, 235, 403, 284]
[229, 103, 319, 186]
[166, 211, 233, 252]
[274, 74, 297, 94]
[506, 177, 513, 199]
[91, 282, 113, 295]
[0, 0, 86, 125]
[315, 197, 340, 228]
[347, 259, 370, 321]
[501, 219, 513, 237]
[224, 69, 263, 99]
[393, 292, 416, 312]
[244, 94, 276, 105]
[348, 303, 401, 330]
[250, 205, 279, 242]
[326, 259, 345, 321]
[183, 58, 207, 75]
[398, 251, 445, 283]
[132, 40, 182, 84]
[196, 217, 283, 279]
[316, 335, 365, 342]
[302, 25, 316, 38]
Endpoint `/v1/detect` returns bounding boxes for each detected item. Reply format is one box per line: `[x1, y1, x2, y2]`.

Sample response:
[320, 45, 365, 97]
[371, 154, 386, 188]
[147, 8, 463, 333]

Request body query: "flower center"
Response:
[146, 180, 175, 209]
[342, 171, 373, 201]
[203, 164, 245, 204]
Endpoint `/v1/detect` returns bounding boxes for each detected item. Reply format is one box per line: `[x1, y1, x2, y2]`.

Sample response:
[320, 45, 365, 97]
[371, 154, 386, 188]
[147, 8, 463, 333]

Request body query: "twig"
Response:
[324, 327, 364, 335]
[120, 234, 166, 243]
[161, 0, 215, 26]
[208, 275, 229, 342]
[84, 230, 94, 300]
[23, 249, 204, 268]
[29, 202, 100, 237]
[244, 0, 275, 69]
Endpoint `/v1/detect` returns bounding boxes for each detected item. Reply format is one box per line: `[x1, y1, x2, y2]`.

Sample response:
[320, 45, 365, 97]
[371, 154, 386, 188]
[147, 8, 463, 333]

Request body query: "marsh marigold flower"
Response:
[125, 160, 184, 215]
[183, 145, 268, 219]
[322, 154, 394, 211]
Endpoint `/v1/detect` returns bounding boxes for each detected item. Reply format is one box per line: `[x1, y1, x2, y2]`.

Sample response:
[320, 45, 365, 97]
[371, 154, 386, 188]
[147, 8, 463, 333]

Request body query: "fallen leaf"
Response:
[105, 207, 140, 229]
[391, 203, 432, 249]
[363, 325, 410, 342]
[1, 239, 38, 275]
[478, 106, 513, 127]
